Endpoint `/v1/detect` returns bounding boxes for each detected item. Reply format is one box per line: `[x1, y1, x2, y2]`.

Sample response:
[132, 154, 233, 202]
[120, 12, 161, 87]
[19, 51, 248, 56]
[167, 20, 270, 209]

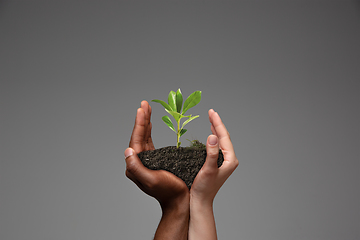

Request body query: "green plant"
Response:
[187, 139, 206, 149]
[152, 89, 201, 148]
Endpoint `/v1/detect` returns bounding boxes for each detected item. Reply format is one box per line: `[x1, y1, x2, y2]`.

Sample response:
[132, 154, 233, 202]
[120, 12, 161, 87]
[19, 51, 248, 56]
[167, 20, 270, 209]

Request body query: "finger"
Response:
[146, 122, 155, 150]
[208, 110, 239, 182]
[124, 148, 153, 184]
[140, 101, 155, 150]
[208, 109, 218, 136]
[203, 135, 220, 171]
[210, 124, 217, 136]
[143, 102, 155, 150]
[141, 100, 150, 133]
[129, 108, 146, 153]
[209, 111, 234, 154]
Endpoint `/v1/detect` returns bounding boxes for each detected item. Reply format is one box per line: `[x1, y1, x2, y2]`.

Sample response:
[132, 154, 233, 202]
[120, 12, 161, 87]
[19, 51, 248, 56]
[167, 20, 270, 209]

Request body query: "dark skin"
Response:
[125, 100, 190, 240]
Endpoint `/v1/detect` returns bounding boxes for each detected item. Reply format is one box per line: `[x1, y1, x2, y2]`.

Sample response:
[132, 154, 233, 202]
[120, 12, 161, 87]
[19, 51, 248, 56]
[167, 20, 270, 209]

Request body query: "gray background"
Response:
[1, 1, 359, 239]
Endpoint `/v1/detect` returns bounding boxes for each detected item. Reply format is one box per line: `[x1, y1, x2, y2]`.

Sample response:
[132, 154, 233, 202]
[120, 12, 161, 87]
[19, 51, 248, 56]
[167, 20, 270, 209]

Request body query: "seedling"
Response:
[187, 139, 206, 149]
[152, 89, 201, 148]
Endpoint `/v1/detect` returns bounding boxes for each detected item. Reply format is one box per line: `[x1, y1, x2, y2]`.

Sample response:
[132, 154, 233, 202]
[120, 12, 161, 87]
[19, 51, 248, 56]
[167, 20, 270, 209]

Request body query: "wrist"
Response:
[155, 192, 190, 240]
[190, 191, 214, 210]
[161, 191, 190, 216]
[189, 194, 217, 240]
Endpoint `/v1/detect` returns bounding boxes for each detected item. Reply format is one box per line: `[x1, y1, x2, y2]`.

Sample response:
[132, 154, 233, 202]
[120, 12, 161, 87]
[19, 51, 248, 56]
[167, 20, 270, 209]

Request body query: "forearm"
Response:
[154, 195, 190, 240]
[189, 198, 217, 240]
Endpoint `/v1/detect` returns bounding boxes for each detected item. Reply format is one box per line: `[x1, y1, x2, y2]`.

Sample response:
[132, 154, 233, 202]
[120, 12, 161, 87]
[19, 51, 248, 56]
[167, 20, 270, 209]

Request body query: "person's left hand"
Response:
[190, 109, 239, 206]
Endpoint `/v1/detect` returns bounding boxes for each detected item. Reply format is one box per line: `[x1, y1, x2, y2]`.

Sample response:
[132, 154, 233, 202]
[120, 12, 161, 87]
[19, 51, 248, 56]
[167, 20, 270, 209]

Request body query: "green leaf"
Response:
[181, 115, 199, 129]
[162, 116, 176, 132]
[168, 91, 176, 112]
[182, 91, 201, 114]
[179, 128, 187, 137]
[176, 89, 183, 114]
[165, 109, 188, 122]
[152, 99, 173, 112]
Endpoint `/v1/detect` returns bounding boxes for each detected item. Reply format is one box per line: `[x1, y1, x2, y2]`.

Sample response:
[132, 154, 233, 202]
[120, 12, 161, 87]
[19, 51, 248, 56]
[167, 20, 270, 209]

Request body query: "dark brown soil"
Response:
[138, 146, 224, 189]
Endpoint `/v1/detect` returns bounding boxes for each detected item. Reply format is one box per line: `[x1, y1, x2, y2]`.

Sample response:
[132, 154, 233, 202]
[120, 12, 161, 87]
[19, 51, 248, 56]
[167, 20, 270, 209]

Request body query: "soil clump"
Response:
[138, 145, 224, 189]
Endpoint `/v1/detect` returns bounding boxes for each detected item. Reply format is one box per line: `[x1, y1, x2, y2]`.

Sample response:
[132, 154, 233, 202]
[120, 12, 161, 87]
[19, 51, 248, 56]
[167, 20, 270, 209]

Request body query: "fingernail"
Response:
[209, 135, 218, 145]
[124, 148, 133, 159]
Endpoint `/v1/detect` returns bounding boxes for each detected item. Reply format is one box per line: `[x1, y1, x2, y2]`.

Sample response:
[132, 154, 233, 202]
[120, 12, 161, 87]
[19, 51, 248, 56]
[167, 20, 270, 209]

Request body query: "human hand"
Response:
[126, 100, 189, 207]
[125, 101, 190, 239]
[125, 148, 189, 239]
[188, 109, 238, 240]
[190, 109, 239, 206]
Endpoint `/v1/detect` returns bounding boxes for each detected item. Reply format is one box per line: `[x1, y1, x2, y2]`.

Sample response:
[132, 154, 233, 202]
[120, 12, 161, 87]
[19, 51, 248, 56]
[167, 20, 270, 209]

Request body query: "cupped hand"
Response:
[190, 109, 239, 205]
[126, 101, 189, 209]
[125, 148, 189, 209]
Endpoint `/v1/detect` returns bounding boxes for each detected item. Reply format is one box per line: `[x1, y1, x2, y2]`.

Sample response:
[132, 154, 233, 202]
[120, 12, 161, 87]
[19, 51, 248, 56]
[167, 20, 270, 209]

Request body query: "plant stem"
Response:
[177, 119, 180, 148]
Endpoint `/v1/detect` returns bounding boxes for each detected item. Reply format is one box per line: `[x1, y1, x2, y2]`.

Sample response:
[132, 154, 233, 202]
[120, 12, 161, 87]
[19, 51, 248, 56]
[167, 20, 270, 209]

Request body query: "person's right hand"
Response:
[125, 101, 190, 239]
[124, 149, 190, 240]
[126, 100, 189, 207]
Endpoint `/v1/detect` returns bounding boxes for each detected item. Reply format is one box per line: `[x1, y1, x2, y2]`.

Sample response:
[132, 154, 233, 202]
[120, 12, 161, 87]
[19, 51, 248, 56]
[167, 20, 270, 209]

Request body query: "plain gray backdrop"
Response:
[1, 1, 359, 239]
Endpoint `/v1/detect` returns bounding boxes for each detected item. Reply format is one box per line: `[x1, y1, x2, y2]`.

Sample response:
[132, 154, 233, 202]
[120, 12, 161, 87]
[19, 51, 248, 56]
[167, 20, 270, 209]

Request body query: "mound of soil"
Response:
[138, 146, 224, 189]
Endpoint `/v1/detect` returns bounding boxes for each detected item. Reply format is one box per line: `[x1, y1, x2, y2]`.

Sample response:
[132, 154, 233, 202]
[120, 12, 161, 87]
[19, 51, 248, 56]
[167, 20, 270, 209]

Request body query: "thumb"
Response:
[203, 135, 220, 170]
[124, 148, 152, 184]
